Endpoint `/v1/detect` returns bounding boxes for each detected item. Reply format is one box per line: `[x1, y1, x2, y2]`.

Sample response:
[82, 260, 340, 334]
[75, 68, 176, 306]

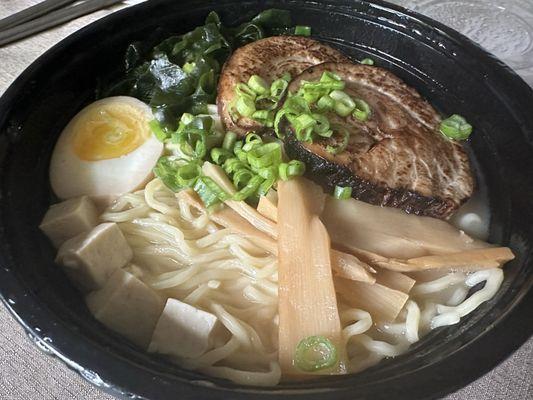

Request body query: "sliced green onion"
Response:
[294, 25, 311, 36]
[330, 90, 356, 117]
[149, 120, 168, 142]
[233, 168, 254, 190]
[279, 160, 305, 181]
[183, 62, 196, 73]
[257, 165, 277, 180]
[210, 148, 233, 165]
[235, 83, 256, 99]
[312, 113, 331, 136]
[320, 71, 342, 83]
[278, 163, 290, 181]
[295, 335, 338, 372]
[258, 177, 276, 197]
[194, 176, 228, 208]
[248, 75, 269, 95]
[274, 109, 289, 138]
[180, 113, 195, 125]
[334, 185, 352, 200]
[242, 133, 263, 151]
[360, 58, 375, 65]
[235, 96, 256, 117]
[223, 157, 247, 175]
[334, 101, 354, 117]
[298, 126, 314, 142]
[440, 114, 473, 140]
[190, 115, 213, 132]
[270, 78, 289, 99]
[205, 130, 223, 151]
[247, 142, 282, 170]
[222, 131, 237, 150]
[176, 162, 202, 188]
[326, 125, 350, 154]
[233, 175, 263, 201]
[287, 160, 305, 176]
[284, 95, 311, 115]
[255, 96, 278, 111]
[235, 145, 248, 163]
[153, 157, 186, 192]
[252, 110, 271, 120]
[295, 113, 316, 131]
[317, 95, 335, 111]
[175, 128, 208, 159]
[352, 98, 371, 121]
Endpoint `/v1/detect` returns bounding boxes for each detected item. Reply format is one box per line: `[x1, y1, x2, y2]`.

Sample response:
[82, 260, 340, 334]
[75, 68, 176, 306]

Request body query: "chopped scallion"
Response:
[210, 148, 233, 165]
[334, 185, 352, 200]
[326, 126, 349, 154]
[183, 62, 196, 73]
[294, 25, 311, 36]
[360, 58, 375, 65]
[194, 176, 228, 208]
[235, 96, 256, 117]
[295, 335, 338, 372]
[149, 120, 168, 142]
[180, 113, 194, 125]
[233, 174, 263, 201]
[248, 75, 269, 95]
[330, 90, 356, 117]
[317, 95, 335, 111]
[352, 98, 371, 121]
[270, 78, 289, 99]
[222, 131, 237, 150]
[439, 114, 472, 140]
[235, 83, 256, 99]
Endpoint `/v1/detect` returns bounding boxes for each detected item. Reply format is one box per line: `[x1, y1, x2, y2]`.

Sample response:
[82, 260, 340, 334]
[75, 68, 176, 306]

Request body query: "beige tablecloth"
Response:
[0, 1, 531, 399]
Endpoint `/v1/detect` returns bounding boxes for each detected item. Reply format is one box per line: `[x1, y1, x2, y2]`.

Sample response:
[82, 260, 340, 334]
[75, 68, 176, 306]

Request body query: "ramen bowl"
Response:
[0, 0, 531, 399]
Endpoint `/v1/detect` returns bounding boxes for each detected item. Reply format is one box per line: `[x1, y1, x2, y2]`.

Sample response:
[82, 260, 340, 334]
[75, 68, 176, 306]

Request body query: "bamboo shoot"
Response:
[278, 178, 346, 374]
[348, 246, 513, 273]
[335, 277, 409, 322]
[396, 247, 514, 271]
[322, 196, 490, 259]
[257, 195, 278, 222]
[374, 269, 416, 293]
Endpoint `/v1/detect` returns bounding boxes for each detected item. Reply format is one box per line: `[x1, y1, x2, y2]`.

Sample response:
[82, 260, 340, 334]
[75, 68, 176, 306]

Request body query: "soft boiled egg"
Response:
[50, 96, 164, 207]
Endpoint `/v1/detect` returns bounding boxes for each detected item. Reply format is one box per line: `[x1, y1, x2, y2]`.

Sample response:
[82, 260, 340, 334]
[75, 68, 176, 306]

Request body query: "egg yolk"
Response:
[72, 104, 150, 161]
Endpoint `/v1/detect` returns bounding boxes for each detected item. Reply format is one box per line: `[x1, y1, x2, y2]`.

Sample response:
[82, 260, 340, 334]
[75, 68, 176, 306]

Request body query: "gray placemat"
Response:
[0, 1, 531, 399]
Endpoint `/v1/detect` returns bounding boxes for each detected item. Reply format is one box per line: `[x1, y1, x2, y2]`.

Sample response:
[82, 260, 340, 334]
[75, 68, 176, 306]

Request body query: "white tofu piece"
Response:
[86, 269, 164, 349]
[148, 298, 219, 359]
[56, 222, 132, 292]
[39, 196, 99, 247]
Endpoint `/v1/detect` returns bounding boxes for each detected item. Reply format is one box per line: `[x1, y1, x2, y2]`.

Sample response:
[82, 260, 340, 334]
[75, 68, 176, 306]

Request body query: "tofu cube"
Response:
[39, 196, 99, 247]
[56, 223, 132, 292]
[149, 298, 219, 359]
[86, 269, 164, 349]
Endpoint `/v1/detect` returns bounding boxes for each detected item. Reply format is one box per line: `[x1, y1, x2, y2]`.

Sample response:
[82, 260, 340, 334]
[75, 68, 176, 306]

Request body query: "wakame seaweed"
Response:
[101, 9, 295, 130]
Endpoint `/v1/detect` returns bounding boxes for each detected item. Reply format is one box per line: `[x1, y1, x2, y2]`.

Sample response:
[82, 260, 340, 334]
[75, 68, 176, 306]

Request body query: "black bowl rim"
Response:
[0, 0, 532, 399]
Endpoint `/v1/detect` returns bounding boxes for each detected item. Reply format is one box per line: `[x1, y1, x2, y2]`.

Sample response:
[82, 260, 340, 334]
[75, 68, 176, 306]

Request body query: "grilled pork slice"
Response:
[284, 62, 474, 219]
[217, 36, 349, 135]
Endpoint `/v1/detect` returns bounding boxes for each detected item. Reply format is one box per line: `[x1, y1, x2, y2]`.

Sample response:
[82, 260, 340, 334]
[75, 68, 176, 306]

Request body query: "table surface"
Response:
[0, 1, 531, 399]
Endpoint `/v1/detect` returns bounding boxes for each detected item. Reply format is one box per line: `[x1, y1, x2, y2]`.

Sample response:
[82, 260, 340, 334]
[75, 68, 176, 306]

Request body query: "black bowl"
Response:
[0, 0, 532, 399]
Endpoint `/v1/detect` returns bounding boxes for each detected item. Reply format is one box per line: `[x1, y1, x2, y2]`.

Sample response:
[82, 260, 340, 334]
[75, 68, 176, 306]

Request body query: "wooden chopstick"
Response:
[0, 0, 78, 32]
[0, 0, 125, 48]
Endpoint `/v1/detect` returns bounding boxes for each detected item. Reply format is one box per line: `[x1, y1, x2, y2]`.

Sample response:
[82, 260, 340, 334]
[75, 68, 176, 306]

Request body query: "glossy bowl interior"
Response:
[0, 1, 532, 399]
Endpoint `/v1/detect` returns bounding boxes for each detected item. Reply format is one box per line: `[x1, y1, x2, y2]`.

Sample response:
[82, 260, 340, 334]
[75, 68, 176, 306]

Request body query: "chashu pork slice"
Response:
[284, 62, 474, 219]
[217, 36, 349, 136]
